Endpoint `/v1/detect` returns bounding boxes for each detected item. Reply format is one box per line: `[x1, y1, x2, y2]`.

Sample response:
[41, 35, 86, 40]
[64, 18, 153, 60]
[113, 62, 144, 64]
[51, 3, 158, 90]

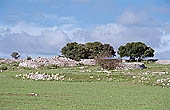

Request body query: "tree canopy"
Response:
[11, 52, 20, 59]
[61, 42, 116, 61]
[117, 42, 154, 61]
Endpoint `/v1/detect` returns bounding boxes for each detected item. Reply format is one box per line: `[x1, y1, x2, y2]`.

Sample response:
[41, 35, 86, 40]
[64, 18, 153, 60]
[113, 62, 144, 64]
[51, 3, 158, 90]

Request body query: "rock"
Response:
[89, 75, 94, 79]
[28, 93, 38, 96]
[17, 72, 65, 81]
[117, 62, 146, 70]
[79, 59, 96, 65]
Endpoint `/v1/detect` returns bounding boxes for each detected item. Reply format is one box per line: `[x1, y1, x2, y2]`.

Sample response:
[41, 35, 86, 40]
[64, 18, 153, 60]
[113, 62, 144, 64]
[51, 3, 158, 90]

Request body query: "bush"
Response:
[11, 52, 20, 59]
[97, 59, 122, 70]
[0, 65, 8, 70]
[96, 52, 122, 70]
[47, 64, 59, 69]
[11, 62, 19, 67]
[27, 56, 32, 60]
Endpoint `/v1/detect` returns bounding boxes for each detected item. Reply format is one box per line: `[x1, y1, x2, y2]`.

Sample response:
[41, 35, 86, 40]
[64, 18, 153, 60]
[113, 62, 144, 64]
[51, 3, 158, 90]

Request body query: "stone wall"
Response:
[117, 62, 146, 70]
[156, 60, 170, 64]
[19, 56, 97, 69]
[79, 59, 96, 65]
[19, 56, 79, 69]
[0, 56, 146, 70]
[0, 58, 22, 64]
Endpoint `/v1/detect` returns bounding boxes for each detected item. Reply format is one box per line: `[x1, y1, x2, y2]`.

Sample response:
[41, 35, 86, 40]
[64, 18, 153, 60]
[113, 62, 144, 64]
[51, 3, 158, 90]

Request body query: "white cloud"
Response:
[1, 11, 170, 59]
[0, 25, 71, 57]
[118, 11, 157, 26]
[8, 22, 46, 36]
[70, 22, 162, 49]
[89, 24, 128, 47]
[0, 27, 11, 36]
[156, 30, 170, 53]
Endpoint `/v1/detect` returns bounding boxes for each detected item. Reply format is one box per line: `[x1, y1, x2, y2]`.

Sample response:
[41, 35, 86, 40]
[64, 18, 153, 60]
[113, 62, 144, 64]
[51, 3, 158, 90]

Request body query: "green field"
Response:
[1, 63, 170, 110]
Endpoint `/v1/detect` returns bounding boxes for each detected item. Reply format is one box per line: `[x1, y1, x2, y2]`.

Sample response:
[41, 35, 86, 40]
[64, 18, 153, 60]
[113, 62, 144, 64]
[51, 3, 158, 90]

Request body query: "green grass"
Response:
[0, 63, 170, 110]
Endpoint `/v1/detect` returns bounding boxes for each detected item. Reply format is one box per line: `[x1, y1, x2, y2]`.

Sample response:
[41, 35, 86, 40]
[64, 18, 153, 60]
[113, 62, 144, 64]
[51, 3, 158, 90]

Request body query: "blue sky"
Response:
[0, 0, 170, 59]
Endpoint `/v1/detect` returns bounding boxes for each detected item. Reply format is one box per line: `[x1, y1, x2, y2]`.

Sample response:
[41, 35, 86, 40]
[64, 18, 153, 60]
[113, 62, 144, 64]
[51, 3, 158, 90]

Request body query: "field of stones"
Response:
[0, 60, 170, 110]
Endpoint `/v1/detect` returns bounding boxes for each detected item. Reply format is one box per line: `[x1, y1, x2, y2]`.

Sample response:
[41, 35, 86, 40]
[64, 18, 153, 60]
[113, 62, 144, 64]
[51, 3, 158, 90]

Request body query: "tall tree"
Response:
[117, 42, 155, 61]
[61, 42, 87, 61]
[11, 52, 20, 59]
[61, 42, 116, 61]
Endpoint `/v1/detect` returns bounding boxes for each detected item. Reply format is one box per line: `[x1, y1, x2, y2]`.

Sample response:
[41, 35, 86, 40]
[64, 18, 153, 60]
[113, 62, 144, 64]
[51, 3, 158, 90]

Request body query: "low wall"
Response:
[118, 62, 146, 70]
[79, 59, 96, 65]
[156, 60, 170, 64]
[19, 57, 96, 69]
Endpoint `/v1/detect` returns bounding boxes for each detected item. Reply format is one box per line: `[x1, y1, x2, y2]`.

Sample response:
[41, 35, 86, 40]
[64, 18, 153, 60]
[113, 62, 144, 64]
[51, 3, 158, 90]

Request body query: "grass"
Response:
[0, 63, 170, 110]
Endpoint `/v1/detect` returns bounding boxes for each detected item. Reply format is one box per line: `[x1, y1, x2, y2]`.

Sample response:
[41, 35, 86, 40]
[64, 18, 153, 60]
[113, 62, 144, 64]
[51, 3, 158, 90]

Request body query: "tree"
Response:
[61, 42, 116, 61]
[61, 42, 87, 61]
[11, 52, 20, 59]
[117, 42, 155, 61]
[102, 44, 116, 56]
[26, 56, 32, 60]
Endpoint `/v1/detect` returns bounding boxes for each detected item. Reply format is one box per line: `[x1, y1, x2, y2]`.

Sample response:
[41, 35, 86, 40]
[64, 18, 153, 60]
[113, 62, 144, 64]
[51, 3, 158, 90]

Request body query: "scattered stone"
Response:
[132, 76, 136, 79]
[97, 78, 101, 80]
[16, 72, 65, 81]
[86, 70, 91, 72]
[90, 75, 94, 79]
[154, 77, 170, 87]
[79, 67, 85, 69]
[28, 93, 38, 96]
[96, 70, 111, 73]
[79, 59, 96, 65]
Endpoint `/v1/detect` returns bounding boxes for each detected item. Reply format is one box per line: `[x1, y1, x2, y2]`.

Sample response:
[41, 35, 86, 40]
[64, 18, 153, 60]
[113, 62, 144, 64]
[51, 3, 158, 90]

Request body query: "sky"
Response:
[0, 0, 170, 59]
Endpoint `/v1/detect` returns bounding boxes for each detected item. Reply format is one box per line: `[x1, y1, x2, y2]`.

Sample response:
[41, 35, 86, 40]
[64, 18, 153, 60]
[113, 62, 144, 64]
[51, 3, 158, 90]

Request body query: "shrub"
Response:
[11, 52, 20, 59]
[47, 64, 59, 69]
[11, 62, 19, 67]
[27, 56, 32, 60]
[0, 65, 8, 70]
[97, 59, 122, 70]
[96, 52, 122, 70]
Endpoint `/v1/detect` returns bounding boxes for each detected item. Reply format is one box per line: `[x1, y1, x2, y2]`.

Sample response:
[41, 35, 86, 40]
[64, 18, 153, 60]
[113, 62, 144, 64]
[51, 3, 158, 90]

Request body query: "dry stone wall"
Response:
[19, 56, 96, 69]
[0, 56, 146, 70]
[156, 60, 170, 64]
[19, 56, 79, 69]
[117, 62, 146, 70]
[79, 59, 96, 65]
[0, 58, 22, 64]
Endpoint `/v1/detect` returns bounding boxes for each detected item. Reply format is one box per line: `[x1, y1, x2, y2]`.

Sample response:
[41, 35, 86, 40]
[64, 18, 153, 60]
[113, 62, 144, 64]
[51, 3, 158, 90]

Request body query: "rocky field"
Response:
[1, 59, 170, 110]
